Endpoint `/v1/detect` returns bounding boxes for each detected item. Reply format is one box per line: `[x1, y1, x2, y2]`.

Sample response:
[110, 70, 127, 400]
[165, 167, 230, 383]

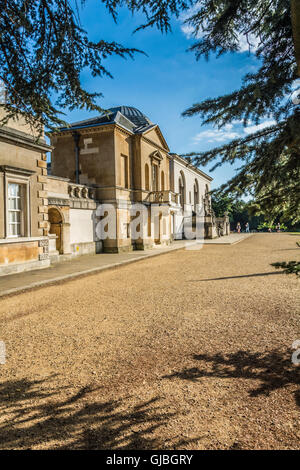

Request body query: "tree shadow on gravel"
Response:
[0, 376, 198, 450]
[189, 272, 283, 281]
[163, 349, 300, 406]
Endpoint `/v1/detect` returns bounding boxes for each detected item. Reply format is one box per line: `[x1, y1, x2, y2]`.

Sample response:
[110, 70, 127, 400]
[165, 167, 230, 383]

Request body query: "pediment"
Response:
[150, 150, 164, 163]
[142, 125, 170, 151]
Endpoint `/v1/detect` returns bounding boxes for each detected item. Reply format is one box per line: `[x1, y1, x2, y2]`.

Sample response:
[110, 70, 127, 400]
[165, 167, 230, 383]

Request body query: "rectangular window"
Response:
[8, 183, 24, 237]
[120, 155, 128, 188]
[2, 167, 32, 239]
[152, 164, 158, 191]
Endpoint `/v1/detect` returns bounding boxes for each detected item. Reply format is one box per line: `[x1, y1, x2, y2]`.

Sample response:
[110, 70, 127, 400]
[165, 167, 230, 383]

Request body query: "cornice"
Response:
[51, 124, 115, 138]
[114, 124, 133, 138]
[170, 153, 213, 182]
[0, 165, 36, 176]
[141, 135, 170, 155]
[0, 126, 52, 152]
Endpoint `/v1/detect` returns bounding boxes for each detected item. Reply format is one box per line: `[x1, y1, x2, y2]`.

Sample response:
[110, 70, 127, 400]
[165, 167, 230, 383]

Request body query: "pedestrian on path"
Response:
[245, 222, 250, 233]
[236, 222, 241, 233]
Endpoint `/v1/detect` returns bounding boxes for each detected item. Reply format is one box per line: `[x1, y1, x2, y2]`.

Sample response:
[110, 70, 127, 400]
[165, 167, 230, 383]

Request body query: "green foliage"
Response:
[100, 0, 191, 33]
[1, 0, 300, 229]
[211, 194, 233, 217]
[0, 1, 143, 132]
[180, 0, 300, 224]
[211, 194, 264, 228]
[271, 261, 300, 276]
[0, 0, 191, 133]
[257, 222, 272, 231]
[257, 222, 287, 231]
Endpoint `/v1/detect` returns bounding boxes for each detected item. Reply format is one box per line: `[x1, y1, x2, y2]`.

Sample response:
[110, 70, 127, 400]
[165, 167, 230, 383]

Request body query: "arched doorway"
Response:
[48, 207, 63, 254]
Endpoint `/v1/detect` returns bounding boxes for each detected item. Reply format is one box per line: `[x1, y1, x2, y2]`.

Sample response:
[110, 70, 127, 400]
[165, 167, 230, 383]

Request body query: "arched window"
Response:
[48, 207, 63, 253]
[161, 171, 165, 191]
[178, 171, 185, 209]
[194, 179, 199, 212]
[145, 163, 149, 191]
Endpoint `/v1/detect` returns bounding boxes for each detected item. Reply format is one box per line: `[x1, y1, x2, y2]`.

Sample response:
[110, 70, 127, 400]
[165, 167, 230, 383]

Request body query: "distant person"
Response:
[245, 222, 250, 233]
[236, 222, 241, 233]
[276, 223, 281, 232]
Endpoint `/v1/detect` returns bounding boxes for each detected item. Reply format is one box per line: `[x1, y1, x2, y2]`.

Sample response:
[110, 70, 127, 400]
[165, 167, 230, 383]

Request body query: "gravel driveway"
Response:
[0, 233, 299, 449]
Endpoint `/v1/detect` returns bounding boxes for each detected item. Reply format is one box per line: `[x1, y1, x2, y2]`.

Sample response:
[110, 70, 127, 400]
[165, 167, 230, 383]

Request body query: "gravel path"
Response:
[0, 233, 299, 450]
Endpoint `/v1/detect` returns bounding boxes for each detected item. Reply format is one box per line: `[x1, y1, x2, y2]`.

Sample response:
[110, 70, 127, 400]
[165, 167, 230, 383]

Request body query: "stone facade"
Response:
[50, 107, 181, 253]
[46, 176, 99, 257]
[0, 105, 230, 276]
[170, 154, 211, 239]
[0, 107, 52, 276]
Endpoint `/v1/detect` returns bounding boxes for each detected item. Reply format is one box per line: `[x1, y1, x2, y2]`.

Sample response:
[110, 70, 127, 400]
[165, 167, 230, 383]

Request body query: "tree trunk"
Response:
[291, 0, 300, 77]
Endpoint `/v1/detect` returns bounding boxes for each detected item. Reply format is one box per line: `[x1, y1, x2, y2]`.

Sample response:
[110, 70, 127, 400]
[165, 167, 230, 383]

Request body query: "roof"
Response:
[59, 106, 155, 135]
[108, 106, 153, 128]
[170, 153, 213, 182]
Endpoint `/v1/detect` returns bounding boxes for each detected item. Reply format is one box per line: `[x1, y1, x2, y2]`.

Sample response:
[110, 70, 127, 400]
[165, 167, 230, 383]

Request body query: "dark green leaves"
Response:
[271, 260, 300, 276]
[181, 0, 300, 223]
[0, 0, 143, 133]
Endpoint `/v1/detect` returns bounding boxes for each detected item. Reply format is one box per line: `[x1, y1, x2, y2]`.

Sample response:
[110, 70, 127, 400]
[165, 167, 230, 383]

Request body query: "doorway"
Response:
[48, 207, 63, 254]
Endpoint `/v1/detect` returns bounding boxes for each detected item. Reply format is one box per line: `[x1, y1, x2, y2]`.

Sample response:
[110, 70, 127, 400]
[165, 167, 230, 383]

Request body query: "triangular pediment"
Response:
[141, 125, 170, 151]
[149, 150, 164, 163]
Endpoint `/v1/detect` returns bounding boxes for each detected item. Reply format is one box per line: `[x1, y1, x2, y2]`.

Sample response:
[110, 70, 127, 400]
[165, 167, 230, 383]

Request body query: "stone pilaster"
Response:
[37, 153, 49, 236]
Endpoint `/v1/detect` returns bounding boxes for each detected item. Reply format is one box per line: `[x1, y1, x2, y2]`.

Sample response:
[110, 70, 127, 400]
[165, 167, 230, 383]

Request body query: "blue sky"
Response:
[59, 1, 263, 189]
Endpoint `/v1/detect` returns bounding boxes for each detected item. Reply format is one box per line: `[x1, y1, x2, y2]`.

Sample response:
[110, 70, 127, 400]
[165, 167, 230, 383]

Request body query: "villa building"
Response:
[0, 105, 229, 276]
[50, 106, 182, 254]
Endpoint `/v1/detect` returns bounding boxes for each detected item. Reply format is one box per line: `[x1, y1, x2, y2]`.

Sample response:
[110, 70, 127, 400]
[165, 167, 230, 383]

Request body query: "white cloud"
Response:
[192, 119, 276, 145]
[237, 34, 260, 53]
[243, 120, 276, 134]
[180, 24, 194, 39]
[192, 127, 241, 144]
[292, 79, 300, 90]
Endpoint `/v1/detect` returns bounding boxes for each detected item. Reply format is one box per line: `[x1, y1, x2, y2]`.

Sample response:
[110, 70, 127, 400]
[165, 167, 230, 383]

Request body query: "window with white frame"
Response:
[7, 183, 24, 237]
[1, 166, 32, 239]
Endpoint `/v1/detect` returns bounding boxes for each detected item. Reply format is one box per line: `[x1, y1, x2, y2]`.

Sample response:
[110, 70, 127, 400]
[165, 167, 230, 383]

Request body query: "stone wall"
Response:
[51, 127, 116, 187]
[0, 237, 50, 276]
[171, 154, 213, 240]
[0, 107, 44, 139]
[51, 122, 176, 253]
[0, 113, 51, 275]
